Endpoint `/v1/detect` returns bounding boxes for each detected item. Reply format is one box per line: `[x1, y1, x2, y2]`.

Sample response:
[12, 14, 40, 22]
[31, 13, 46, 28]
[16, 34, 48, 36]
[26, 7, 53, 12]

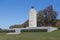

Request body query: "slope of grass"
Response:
[0, 30, 60, 40]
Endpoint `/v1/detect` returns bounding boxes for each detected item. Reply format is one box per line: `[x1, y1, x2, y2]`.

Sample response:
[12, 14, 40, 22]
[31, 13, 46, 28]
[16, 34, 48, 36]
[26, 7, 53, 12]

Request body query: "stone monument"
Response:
[29, 6, 37, 27]
[7, 6, 58, 35]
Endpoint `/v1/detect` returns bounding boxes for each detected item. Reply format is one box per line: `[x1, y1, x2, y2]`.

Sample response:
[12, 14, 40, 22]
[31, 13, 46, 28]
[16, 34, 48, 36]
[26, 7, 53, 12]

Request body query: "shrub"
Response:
[21, 29, 47, 32]
[0, 30, 15, 33]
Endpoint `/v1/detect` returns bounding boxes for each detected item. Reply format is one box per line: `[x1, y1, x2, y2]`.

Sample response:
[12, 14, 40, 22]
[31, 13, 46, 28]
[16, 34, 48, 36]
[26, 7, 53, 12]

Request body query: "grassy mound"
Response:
[0, 30, 60, 40]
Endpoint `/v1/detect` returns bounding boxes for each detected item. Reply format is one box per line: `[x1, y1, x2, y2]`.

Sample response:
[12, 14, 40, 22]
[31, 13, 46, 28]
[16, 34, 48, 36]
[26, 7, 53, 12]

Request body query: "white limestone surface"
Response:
[29, 7, 37, 27]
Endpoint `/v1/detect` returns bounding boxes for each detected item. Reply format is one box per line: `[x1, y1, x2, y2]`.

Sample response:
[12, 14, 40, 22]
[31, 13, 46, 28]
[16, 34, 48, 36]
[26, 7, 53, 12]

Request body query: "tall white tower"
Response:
[29, 7, 37, 27]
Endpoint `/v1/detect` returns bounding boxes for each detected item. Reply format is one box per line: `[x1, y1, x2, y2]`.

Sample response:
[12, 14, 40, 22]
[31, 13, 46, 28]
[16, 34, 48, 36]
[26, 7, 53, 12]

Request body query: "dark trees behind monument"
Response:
[37, 5, 57, 27]
[43, 5, 57, 26]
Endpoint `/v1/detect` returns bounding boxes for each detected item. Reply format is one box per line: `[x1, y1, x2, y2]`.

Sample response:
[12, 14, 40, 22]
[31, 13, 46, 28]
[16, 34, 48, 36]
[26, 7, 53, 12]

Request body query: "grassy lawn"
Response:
[0, 30, 60, 40]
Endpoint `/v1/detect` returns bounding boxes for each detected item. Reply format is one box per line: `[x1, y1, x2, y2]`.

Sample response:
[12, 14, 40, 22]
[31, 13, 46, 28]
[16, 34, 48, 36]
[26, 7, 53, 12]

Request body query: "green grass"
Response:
[0, 30, 60, 40]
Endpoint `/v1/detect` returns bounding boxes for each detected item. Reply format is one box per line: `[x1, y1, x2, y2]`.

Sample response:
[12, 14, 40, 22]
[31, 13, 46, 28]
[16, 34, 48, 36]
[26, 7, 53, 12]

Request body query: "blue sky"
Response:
[0, 0, 60, 29]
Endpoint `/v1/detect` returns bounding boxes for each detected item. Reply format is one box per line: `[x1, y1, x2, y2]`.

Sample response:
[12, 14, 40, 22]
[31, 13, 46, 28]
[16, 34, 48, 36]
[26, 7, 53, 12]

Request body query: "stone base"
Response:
[7, 32, 20, 35]
[7, 27, 58, 35]
[26, 27, 58, 32]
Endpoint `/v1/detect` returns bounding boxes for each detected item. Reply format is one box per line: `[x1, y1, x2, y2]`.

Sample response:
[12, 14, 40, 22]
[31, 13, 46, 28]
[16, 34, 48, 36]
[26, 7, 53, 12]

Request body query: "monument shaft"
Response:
[29, 7, 37, 27]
